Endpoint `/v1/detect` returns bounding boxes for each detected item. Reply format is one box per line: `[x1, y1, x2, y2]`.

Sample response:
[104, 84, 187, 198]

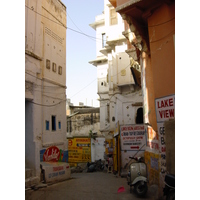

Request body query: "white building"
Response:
[89, 0, 143, 139]
[25, 0, 68, 180]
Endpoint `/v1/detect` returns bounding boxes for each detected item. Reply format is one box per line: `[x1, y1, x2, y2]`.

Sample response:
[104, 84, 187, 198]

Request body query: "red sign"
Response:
[131, 146, 139, 149]
[68, 140, 73, 146]
[155, 95, 175, 122]
[43, 146, 60, 162]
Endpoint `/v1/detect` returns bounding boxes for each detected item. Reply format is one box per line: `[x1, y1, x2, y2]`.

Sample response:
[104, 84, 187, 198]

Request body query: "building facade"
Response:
[89, 0, 146, 176]
[25, 0, 68, 181]
[66, 100, 105, 165]
[109, 0, 175, 198]
[66, 100, 100, 138]
[89, 0, 143, 139]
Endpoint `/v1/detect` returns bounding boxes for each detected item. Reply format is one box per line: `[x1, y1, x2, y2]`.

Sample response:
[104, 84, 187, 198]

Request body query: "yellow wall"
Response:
[68, 138, 91, 163]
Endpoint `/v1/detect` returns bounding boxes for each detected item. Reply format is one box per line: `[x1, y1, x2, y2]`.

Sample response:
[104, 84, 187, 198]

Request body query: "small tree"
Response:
[89, 130, 96, 140]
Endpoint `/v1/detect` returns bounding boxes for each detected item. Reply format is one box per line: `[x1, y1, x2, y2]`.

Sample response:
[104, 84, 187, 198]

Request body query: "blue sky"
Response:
[62, 0, 104, 107]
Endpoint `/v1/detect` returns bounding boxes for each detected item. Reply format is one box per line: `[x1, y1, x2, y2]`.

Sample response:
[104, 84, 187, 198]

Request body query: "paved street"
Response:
[25, 172, 156, 200]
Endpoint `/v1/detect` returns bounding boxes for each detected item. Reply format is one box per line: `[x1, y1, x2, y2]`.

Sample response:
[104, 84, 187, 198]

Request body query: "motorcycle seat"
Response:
[165, 174, 175, 187]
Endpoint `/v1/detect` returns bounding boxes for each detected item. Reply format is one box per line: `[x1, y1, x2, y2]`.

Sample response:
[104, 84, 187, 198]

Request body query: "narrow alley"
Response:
[25, 172, 157, 200]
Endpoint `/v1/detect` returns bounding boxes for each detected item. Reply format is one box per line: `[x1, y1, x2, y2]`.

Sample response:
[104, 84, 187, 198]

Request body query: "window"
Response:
[67, 120, 72, 132]
[58, 121, 61, 129]
[52, 115, 56, 131]
[58, 66, 62, 75]
[46, 59, 50, 69]
[102, 33, 106, 48]
[52, 62, 57, 72]
[46, 120, 49, 130]
[110, 8, 118, 25]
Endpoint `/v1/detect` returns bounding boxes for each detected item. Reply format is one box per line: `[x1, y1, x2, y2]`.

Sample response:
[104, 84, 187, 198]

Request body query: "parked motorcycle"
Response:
[127, 156, 148, 197]
[87, 159, 104, 172]
[163, 174, 175, 200]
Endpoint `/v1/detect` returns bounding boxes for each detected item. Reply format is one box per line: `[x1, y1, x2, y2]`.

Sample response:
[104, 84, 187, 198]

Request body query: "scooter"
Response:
[163, 174, 175, 200]
[127, 156, 148, 197]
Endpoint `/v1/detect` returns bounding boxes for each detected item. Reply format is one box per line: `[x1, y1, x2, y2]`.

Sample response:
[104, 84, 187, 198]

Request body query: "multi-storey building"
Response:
[89, 0, 143, 139]
[89, 0, 144, 175]
[25, 0, 69, 184]
[109, 0, 175, 198]
[66, 100, 104, 165]
[66, 100, 100, 138]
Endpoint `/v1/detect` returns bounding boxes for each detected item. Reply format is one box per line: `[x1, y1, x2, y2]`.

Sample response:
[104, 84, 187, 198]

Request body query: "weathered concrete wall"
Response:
[25, 101, 36, 174]
[67, 110, 100, 138]
[25, 0, 67, 178]
[164, 119, 175, 175]
[91, 138, 106, 162]
[41, 162, 71, 184]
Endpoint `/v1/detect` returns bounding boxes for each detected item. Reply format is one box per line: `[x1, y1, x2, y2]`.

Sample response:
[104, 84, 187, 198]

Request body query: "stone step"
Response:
[25, 168, 33, 179]
[25, 176, 40, 188]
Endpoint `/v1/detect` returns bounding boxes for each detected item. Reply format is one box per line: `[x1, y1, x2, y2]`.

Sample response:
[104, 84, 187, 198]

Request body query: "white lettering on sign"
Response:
[157, 122, 166, 173]
[155, 95, 175, 122]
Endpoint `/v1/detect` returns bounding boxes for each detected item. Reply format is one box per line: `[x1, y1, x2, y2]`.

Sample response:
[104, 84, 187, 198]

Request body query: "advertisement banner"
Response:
[40, 146, 68, 163]
[146, 126, 159, 152]
[144, 151, 160, 185]
[41, 162, 71, 183]
[155, 95, 175, 177]
[68, 138, 91, 163]
[157, 122, 166, 173]
[155, 95, 175, 123]
[120, 125, 147, 151]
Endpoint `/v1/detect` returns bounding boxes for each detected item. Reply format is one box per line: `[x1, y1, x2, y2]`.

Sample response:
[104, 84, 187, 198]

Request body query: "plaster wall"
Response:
[141, 52, 157, 131]
[100, 100, 110, 132]
[25, 0, 67, 177]
[164, 119, 175, 175]
[114, 92, 143, 126]
[69, 111, 100, 137]
[97, 63, 109, 94]
[91, 138, 106, 162]
[95, 20, 106, 57]
[104, 0, 124, 36]
[116, 52, 134, 85]
[41, 0, 66, 86]
[25, 101, 36, 174]
[148, 4, 175, 99]
[25, 0, 42, 56]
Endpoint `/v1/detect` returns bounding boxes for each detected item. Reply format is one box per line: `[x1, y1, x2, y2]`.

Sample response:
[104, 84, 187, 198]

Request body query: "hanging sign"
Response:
[120, 125, 147, 151]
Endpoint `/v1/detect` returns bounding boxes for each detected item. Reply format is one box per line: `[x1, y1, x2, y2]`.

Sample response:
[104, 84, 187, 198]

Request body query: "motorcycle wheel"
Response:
[135, 181, 148, 197]
[100, 165, 104, 171]
[167, 190, 175, 200]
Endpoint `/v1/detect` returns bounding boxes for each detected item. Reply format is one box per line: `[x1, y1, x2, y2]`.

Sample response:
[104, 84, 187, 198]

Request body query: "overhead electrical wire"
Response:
[25, 5, 174, 43]
[25, 5, 174, 107]
[150, 30, 175, 43]
[69, 62, 131, 99]
[66, 11, 97, 43]
[26, 62, 132, 106]
[148, 17, 175, 27]
[25, 71, 67, 89]
[25, 5, 103, 42]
